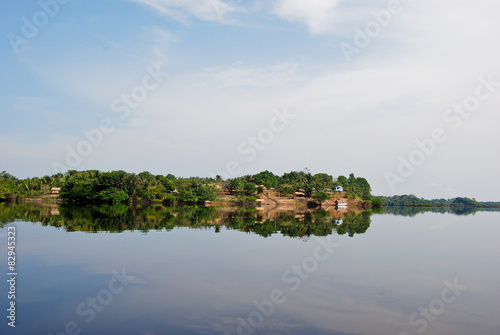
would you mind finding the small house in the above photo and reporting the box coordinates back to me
[334,186,344,192]
[51,187,61,195]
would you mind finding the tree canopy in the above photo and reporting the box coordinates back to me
[1,169,375,204]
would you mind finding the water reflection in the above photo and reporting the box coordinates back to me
[381,206,500,216]
[1,203,500,335]
[0,202,374,238]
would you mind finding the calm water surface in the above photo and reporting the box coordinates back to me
[1,204,499,335]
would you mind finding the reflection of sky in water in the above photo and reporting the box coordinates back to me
[1,212,499,335]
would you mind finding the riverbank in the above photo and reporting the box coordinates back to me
[8,190,371,212]
[9,194,63,203]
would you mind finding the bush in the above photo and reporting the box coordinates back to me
[98,190,130,203]
[239,196,257,202]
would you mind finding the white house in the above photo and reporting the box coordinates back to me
[334,186,344,192]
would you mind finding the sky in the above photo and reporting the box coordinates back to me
[0,0,499,200]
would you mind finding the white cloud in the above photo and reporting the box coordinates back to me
[272,0,341,34]
[202,61,300,87]
[129,0,239,23]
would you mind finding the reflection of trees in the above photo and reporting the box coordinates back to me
[5,203,497,238]
[0,202,54,226]
[0,203,375,239]
[380,206,492,216]
[335,211,372,237]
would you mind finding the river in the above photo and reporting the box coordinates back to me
[1,203,499,335]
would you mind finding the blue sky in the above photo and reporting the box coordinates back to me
[1,0,499,200]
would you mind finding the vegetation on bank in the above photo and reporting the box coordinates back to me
[2,170,496,209]
[1,169,374,205]
[0,171,65,200]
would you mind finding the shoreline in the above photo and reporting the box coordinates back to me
[5,191,371,210]
[3,195,496,209]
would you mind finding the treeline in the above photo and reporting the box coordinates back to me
[245,170,373,200]
[482,202,500,207]
[0,171,67,200]
[1,169,374,205]
[59,170,218,203]
[374,194,493,208]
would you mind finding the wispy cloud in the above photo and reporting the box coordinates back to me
[129,0,240,23]
[141,26,176,68]
[202,61,300,87]
[272,0,341,34]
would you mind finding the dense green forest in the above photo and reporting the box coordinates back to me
[1,169,374,204]
[374,194,497,208]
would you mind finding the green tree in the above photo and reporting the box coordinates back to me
[371,198,383,208]
[243,182,256,196]
[0,171,17,180]
[278,184,295,196]
[227,178,242,195]
[98,189,130,203]
[337,175,348,188]
[312,191,330,208]
[59,171,99,203]
[348,173,356,184]
[158,176,176,192]
[253,170,277,188]
[314,173,334,190]
[353,177,371,200]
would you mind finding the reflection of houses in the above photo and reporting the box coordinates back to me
[334,186,344,192]
[335,200,348,209]
[51,187,61,195]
